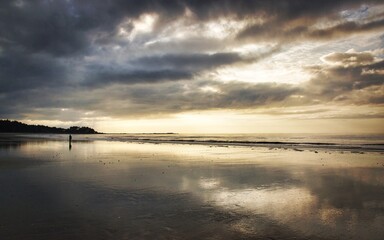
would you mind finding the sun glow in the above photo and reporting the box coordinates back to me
[118,13,158,41]
[214,63,311,84]
[94,110,384,134]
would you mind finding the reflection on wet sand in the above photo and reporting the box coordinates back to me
[0,139,383,239]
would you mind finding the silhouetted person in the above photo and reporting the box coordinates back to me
[69,134,72,150]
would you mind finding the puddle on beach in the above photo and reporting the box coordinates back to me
[0,139,383,239]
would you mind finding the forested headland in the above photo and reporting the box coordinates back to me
[0,120,100,134]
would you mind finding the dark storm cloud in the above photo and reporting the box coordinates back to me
[85,47,281,87]
[78,81,300,117]
[1,52,382,119]
[0,0,91,56]
[132,48,280,71]
[0,0,152,56]
[0,51,66,93]
[209,82,299,109]
[90,69,193,85]
[307,18,384,40]
[0,79,300,119]
[236,0,384,42]
[2,0,381,56]
[86,52,251,87]
[304,59,384,104]
[178,0,381,20]
[237,18,384,42]
[1,0,380,56]
[132,52,247,71]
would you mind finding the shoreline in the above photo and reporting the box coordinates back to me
[1,133,383,153]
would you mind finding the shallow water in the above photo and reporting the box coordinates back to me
[0,137,383,239]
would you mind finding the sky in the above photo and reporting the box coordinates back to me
[0,0,383,133]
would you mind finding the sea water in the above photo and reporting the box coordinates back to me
[0,134,383,239]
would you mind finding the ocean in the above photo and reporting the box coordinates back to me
[0,133,383,239]
[6,133,384,152]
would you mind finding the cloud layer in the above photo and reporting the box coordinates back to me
[0,0,383,126]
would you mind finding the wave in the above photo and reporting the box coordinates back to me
[105,135,384,152]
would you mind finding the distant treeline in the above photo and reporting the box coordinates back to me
[0,120,100,134]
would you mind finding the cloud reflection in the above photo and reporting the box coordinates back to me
[1,140,383,239]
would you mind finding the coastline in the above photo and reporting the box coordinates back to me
[2,132,383,153]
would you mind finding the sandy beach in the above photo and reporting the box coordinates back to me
[0,134,383,239]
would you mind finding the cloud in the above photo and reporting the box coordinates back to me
[0,1,91,56]
[0,79,300,119]
[183,0,382,21]
[131,52,248,71]
[78,81,300,117]
[0,0,383,124]
[0,51,67,93]
[236,1,384,42]
[83,52,250,87]
[89,69,193,86]
[307,18,384,40]
[83,46,281,87]
[320,50,376,66]
[2,0,381,57]
[304,51,384,104]
[131,48,280,70]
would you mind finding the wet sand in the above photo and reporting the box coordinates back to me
[0,136,383,239]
